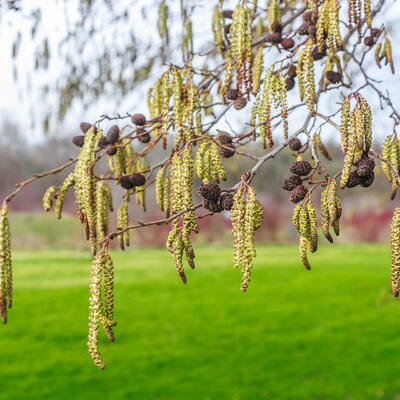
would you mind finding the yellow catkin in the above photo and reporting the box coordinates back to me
[297,40,315,113]
[42,186,57,211]
[381,135,393,183]
[340,111,357,189]
[231,187,246,270]
[391,208,400,297]
[384,38,395,74]
[117,196,129,250]
[307,200,318,253]
[299,236,311,270]
[360,97,372,152]
[340,98,351,154]
[0,204,12,323]
[364,0,372,27]
[158,1,169,42]
[101,254,116,342]
[212,5,223,54]
[321,186,333,242]
[353,108,364,165]
[73,126,102,254]
[88,253,106,369]
[252,47,263,95]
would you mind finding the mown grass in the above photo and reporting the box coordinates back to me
[1,244,400,400]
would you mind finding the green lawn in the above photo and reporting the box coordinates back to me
[1,244,400,400]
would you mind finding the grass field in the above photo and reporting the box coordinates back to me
[1,244,400,400]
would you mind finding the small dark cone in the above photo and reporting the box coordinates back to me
[80,122,92,133]
[233,97,247,110]
[297,23,309,35]
[282,175,302,191]
[289,138,302,151]
[222,9,233,19]
[129,173,146,187]
[107,147,117,156]
[220,193,234,210]
[217,131,233,144]
[271,21,282,33]
[357,157,375,177]
[203,199,223,213]
[224,24,231,35]
[119,175,134,190]
[364,36,375,46]
[226,88,240,100]
[131,113,146,126]
[107,125,120,144]
[271,32,282,43]
[371,28,381,37]
[307,24,316,35]
[281,38,294,49]
[287,63,297,78]
[360,170,375,187]
[312,45,326,60]
[219,144,236,158]
[346,170,361,188]
[289,161,312,176]
[98,136,109,148]
[137,129,151,143]
[289,185,307,203]
[285,78,295,91]
[72,135,85,147]
[302,11,313,23]
[326,70,342,84]
[197,183,221,202]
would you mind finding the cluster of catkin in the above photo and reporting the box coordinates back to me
[267,0,281,30]
[0,205,12,324]
[74,126,103,254]
[297,39,315,113]
[88,251,116,369]
[339,95,372,189]
[108,138,135,179]
[320,179,342,243]
[43,126,103,254]
[348,0,372,41]
[316,0,342,54]
[195,140,227,183]
[381,135,400,200]
[148,67,202,149]
[292,198,318,270]
[222,4,253,99]
[42,172,74,220]
[166,147,199,283]
[391,208,400,297]
[231,185,264,292]
[251,66,288,148]
[375,35,394,74]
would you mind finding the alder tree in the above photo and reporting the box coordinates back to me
[1,0,399,369]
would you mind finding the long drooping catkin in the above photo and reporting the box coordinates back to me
[0,205,12,323]
[231,185,264,291]
[88,251,117,369]
[88,253,106,369]
[391,208,400,297]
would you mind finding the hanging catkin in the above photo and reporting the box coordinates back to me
[0,205,12,323]
[231,185,264,291]
[391,208,400,297]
